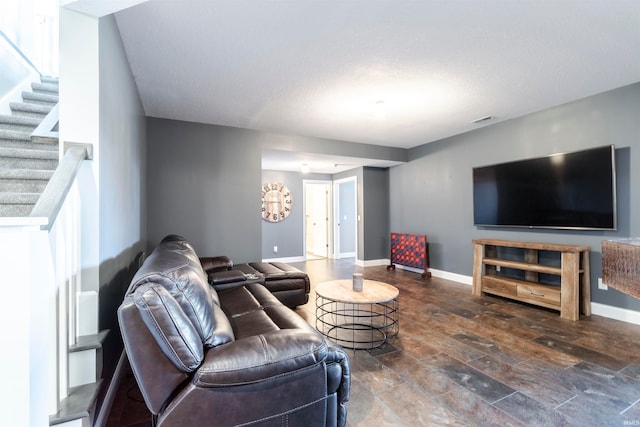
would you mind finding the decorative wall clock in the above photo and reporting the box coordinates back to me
[261,181,292,222]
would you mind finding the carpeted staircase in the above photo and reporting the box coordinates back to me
[0,75,59,216]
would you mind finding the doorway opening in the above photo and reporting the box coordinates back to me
[333,176,357,259]
[304,180,331,260]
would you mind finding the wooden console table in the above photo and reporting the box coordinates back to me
[472,239,591,321]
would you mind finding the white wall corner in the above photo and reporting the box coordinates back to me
[69,349,97,387]
[77,290,99,336]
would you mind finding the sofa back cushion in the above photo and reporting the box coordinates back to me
[135,284,204,372]
[128,237,233,348]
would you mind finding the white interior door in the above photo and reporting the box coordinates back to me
[304,181,330,258]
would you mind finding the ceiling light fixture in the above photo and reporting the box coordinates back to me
[471,115,494,124]
[300,164,310,174]
[372,100,386,118]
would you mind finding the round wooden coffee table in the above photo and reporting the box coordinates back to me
[315,279,399,350]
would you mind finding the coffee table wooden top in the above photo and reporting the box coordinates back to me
[316,279,399,304]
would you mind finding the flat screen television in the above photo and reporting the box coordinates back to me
[473,145,616,230]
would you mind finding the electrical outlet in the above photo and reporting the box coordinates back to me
[273,245,278,253]
[598,277,608,290]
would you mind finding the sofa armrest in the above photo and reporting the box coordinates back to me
[326,344,350,426]
[200,256,233,273]
[207,269,247,287]
[194,330,327,387]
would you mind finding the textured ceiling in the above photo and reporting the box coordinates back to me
[112,0,640,171]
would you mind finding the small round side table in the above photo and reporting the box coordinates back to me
[315,279,399,350]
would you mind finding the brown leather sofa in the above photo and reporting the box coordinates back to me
[118,235,350,427]
[204,259,311,308]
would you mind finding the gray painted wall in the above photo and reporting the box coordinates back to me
[99,15,146,264]
[363,167,390,260]
[146,119,398,262]
[146,119,262,263]
[96,13,147,416]
[390,83,640,311]
[334,167,389,261]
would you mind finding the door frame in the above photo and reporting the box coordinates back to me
[303,179,333,259]
[333,176,358,259]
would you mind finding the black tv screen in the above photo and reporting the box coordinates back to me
[473,145,616,230]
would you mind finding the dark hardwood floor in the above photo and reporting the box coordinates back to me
[107,258,640,426]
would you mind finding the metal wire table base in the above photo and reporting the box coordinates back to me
[315,296,399,350]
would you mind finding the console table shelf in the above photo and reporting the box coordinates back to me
[472,239,591,321]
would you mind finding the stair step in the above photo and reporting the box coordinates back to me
[0,146,58,160]
[0,115,40,132]
[0,157,57,170]
[22,91,59,106]
[0,139,58,151]
[0,168,54,180]
[31,82,59,94]
[0,178,49,193]
[0,192,40,204]
[9,102,51,119]
[0,204,33,216]
[49,380,102,426]
[0,129,30,141]
[40,75,59,85]
[0,147,58,170]
[0,169,52,193]
[70,330,110,353]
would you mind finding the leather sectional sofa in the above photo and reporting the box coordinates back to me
[203,258,311,308]
[118,235,350,426]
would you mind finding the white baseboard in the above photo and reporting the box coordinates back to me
[391,264,474,285]
[591,302,640,325]
[94,351,126,427]
[338,252,356,258]
[427,268,474,286]
[355,258,388,267]
[261,256,307,263]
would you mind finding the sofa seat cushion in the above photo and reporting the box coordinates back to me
[218,283,315,340]
[194,330,327,387]
[232,262,310,307]
[218,284,280,316]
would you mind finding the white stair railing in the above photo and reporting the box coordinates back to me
[0,143,91,425]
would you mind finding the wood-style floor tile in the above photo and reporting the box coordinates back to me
[567,361,640,401]
[533,335,629,370]
[468,355,576,407]
[377,382,464,426]
[494,391,577,426]
[345,379,409,427]
[425,352,516,403]
[436,386,525,427]
[620,363,640,381]
[555,393,630,426]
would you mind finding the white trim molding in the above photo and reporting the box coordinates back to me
[591,302,640,326]
[427,268,473,286]
[355,258,388,267]
[262,256,307,263]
